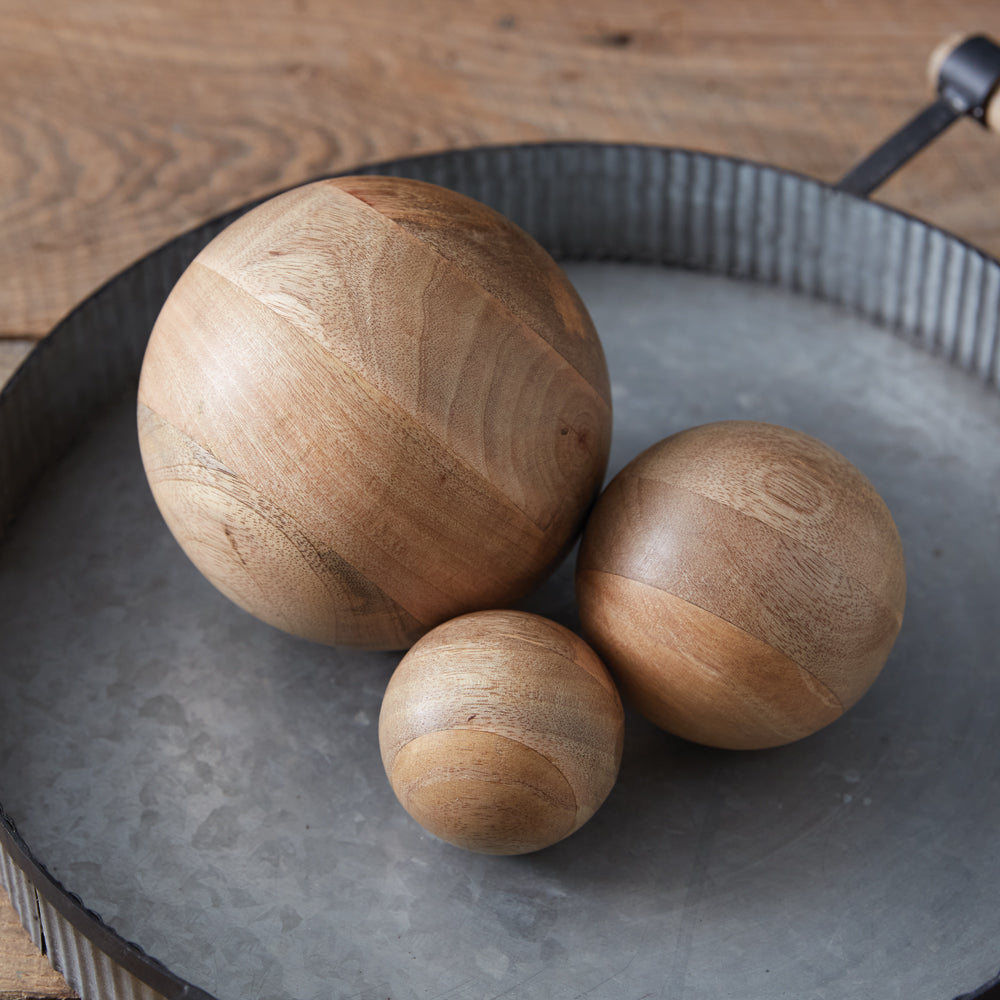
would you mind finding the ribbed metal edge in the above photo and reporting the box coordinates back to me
[1,141,998,1000]
[37,896,167,1000]
[0,807,214,1000]
[361,144,1000,380]
[1,851,170,1000]
[0,842,44,951]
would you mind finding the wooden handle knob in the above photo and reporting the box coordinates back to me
[927,33,969,90]
[928,33,1000,133]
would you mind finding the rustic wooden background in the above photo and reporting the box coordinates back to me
[2,1,999,995]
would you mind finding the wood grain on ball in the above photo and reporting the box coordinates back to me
[138,177,611,649]
[379,610,624,855]
[577,422,906,749]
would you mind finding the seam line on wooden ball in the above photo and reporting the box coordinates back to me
[620,473,906,628]
[386,725,582,819]
[399,638,625,721]
[391,729,581,851]
[320,181,613,411]
[582,567,847,713]
[192,260,574,556]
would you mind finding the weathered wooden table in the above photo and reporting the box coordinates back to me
[2,2,999,995]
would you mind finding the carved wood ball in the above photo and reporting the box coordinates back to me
[137,176,611,649]
[378,610,625,855]
[576,421,907,750]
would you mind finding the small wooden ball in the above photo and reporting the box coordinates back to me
[378,610,624,855]
[137,176,611,650]
[576,421,907,750]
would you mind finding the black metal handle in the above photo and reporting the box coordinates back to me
[835,34,1000,199]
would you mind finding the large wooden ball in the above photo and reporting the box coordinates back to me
[576,421,906,750]
[378,610,624,855]
[137,176,611,649]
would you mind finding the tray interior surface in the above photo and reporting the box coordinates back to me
[1,262,999,1000]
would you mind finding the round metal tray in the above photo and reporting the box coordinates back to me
[1,144,999,1000]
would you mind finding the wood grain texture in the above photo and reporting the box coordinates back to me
[1,0,997,992]
[138,176,611,649]
[378,610,624,854]
[576,421,906,750]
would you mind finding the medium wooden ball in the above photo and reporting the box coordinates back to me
[378,610,624,855]
[576,421,907,750]
[137,176,611,649]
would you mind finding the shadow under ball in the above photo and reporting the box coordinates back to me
[576,421,907,750]
[137,176,611,649]
[379,610,625,855]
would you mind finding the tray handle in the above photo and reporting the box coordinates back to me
[835,33,1000,198]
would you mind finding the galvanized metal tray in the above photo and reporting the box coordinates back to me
[1,143,999,1000]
